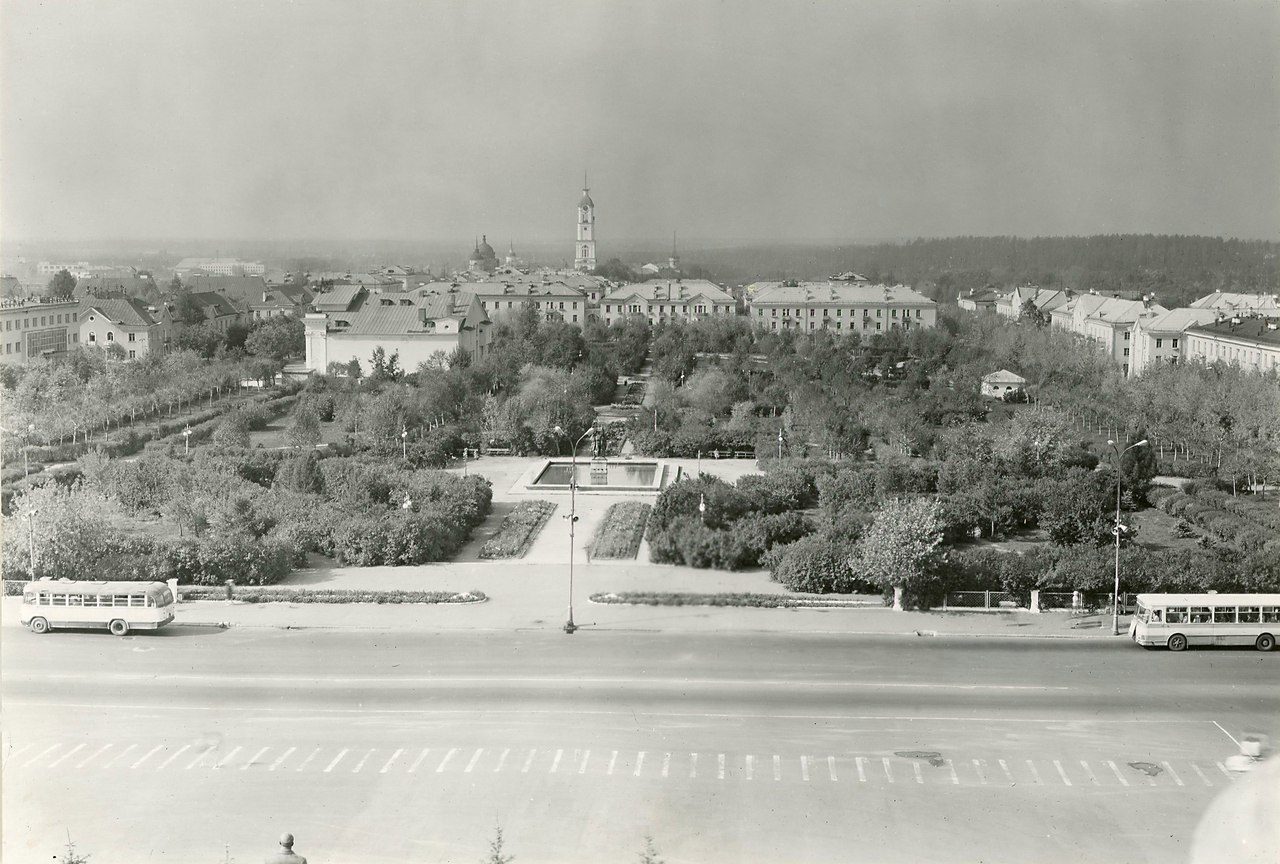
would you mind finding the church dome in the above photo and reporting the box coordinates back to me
[477,235,496,259]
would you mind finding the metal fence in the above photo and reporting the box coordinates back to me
[942,591,1019,610]
[940,590,1141,613]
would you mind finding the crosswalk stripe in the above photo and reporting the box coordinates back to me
[103,744,137,769]
[522,749,536,774]
[690,752,698,779]
[184,748,209,770]
[800,756,809,782]
[23,744,62,768]
[944,759,958,785]
[1052,760,1072,786]
[883,757,895,784]
[719,754,727,780]
[1162,762,1184,786]
[241,747,271,771]
[464,749,484,773]
[855,757,867,782]
[351,749,374,773]
[973,759,987,785]
[550,749,563,774]
[436,748,457,773]
[323,749,349,773]
[1216,761,1233,780]
[633,751,644,776]
[1189,763,1214,787]
[492,749,508,773]
[269,747,296,771]
[1026,759,1043,785]
[380,748,404,774]
[912,762,923,784]
[5,743,33,765]
[828,756,838,782]
[998,759,1014,784]
[296,748,321,772]
[1106,760,1128,786]
[409,748,431,773]
[157,744,190,771]
[213,746,242,770]
[606,751,616,776]
[773,754,781,781]
[577,750,590,775]
[745,755,753,780]
[132,744,165,769]
[79,743,112,769]
[48,743,86,768]
[662,753,671,778]
[1079,761,1100,786]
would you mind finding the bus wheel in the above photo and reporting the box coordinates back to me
[1168,633,1188,652]
[1257,634,1275,652]
[29,617,49,635]
[108,619,129,637]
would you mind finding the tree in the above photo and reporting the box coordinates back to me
[851,497,946,608]
[245,317,304,361]
[1118,430,1158,505]
[1,481,117,580]
[1019,298,1048,327]
[637,836,665,864]
[1036,468,1112,546]
[286,405,321,449]
[212,412,252,450]
[483,826,514,864]
[45,268,76,298]
[173,290,206,325]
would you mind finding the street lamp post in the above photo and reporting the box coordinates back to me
[1107,437,1148,636]
[554,424,596,635]
[183,425,192,455]
[777,428,784,460]
[401,426,408,461]
[699,493,706,524]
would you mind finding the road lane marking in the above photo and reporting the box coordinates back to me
[606,751,616,775]
[1106,761,1128,786]
[380,748,404,774]
[662,753,670,778]
[633,751,644,776]
[745,755,753,780]
[1216,762,1233,780]
[577,750,590,775]
[1079,761,1100,786]
[1212,721,1240,748]
[296,748,321,772]
[214,746,242,770]
[409,749,431,773]
[48,743,86,768]
[912,762,923,784]
[103,744,137,769]
[883,757,894,783]
[157,744,190,771]
[855,757,866,783]
[973,760,987,785]
[1162,762,1184,786]
[5,744,33,764]
[1190,763,1214,787]
[78,743,112,769]
[1052,760,1072,786]
[690,753,698,778]
[132,744,165,769]
[464,749,484,773]
[184,748,209,770]
[998,760,1014,784]
[773,754,781,781]
[944,759,958,785]
[493,749,508,773]
[522,749,537,773]
[22,744,61,768]
[550,749,563,774]
[269,747,296,771]
[828,756,838,782]
[351,749,374,773]
[800,756,809,782]
[1026,760,1042,785]
[241,747,271,771]
[436,748,458,773]
[323,749,349,773]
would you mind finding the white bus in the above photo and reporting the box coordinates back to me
[19,580,176,636]
[1129,593,1280,652]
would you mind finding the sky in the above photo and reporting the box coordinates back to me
[2,0,1278,244]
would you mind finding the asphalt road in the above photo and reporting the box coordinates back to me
[2,627,1276,864]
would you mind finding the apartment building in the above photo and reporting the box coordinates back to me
[1127,308,1218,377]
[1183,316,1280,374]
[601,279,735,326]
[746,281,936,334]
[0,296,81,364]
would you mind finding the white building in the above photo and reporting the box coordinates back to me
[574,184,596,272]
[174,258,266,277]
[981,369,1027,398]
[1184,316,1280,374]
[746,281,936,334]
[1127,308,1218,377]
[0,296,81,365]
[601,279,734,326]
[1188,292,1280,316]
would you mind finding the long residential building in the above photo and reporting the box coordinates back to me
[995,285,1071,319]
[0,296,81,364]
[1188,292,1280,316]
[1183,316,1280,374]
[746,281,936,334]
[412,279,590,325]
[1127,308,1219,377]
[601,279,735,326]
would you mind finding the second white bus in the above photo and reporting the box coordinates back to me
[20,580,176,636]
[1129,593,1280,652]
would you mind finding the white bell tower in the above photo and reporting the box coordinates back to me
[574,177,596,272]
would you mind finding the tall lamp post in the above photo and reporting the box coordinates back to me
[1107,437,1148,635]
[183,425,192,455]
[401,426,408,461]
[554,424,596,635]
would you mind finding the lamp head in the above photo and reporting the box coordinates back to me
[1135,439,1148,448]
[553,425,563,435]
[1106,439,1116,446]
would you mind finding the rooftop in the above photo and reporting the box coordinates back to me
[1135,308,1218,334]
[748,281,935,306]
[605,279,734,304]
[80,296,159,327]
[1189,292,1280,313]
[1186,316,1280,347]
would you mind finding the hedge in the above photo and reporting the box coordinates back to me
[589,591,880,608]
[479,500,556,559]
[589,502,651,560]
[179,587,486,604]
[648,511,813,570]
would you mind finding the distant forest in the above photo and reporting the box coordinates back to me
[688,235,1278,308]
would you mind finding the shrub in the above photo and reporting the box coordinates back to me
[275,450,326,494]
[589,502,651,560]
[765,534,871,593]
[479,500,556,559]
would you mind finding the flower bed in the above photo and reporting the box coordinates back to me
[588,502,651,560]
[179,586,487,604]
[479,500,556,559]
[589,591,882,608]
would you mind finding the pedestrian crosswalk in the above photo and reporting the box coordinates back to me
[0,739,1235,791]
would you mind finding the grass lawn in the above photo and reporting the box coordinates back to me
[589,501,652,560]
[479,500,557,559]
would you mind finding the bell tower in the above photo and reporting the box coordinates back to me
[574,176,596,272]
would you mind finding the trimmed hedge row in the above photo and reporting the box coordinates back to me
[1154,489,1277,553]
[479,500,556,559]
[179,587,486,604]
[648,511,813,570]
[589,591,879,608]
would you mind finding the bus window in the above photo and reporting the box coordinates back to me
[1166,607,1187,624]
[112,595,130,606]
[66,595,83,606]
[1213,607,1237,624]
[50,595,68,606]
[1189,607,1212,624]
[1150,609,1163,623]
[1239,607,1260,623]
[129,595,145,606]
[1262,607,1280,624]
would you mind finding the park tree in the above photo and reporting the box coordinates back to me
[211,411,252,450]
[1116,430,1158,505]
[245,316,304,361]
[1036,468,1113,546]
[1,481,117,580]
[286,405,322,449]
[44,268,76,298]
[851,497,946,608]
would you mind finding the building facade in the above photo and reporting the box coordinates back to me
[79,297,169,359]
[174,258,266,277]
[574,185,596,272]
[746,282,936,334]
[1127,308,1219,377]
[996,286,1071,320]
[0,297,81,365]
[981,369,1027,398]
[601,279,734,326]
[1183,317,1280,374]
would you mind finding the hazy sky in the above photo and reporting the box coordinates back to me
[3,1,1277,244]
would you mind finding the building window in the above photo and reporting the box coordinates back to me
[106,332,114,342]
[128,350,136,359]
[915,309,921,318]
[1123,331,1130,340]
[875,323,882,331]
[876,309,882,318]
[1156,338,1163,348]
[891,309,898,318]
[1123,348,1129,357]
[88,333,96,343]
[1172,339,1178,349]
[128,332,136,342]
